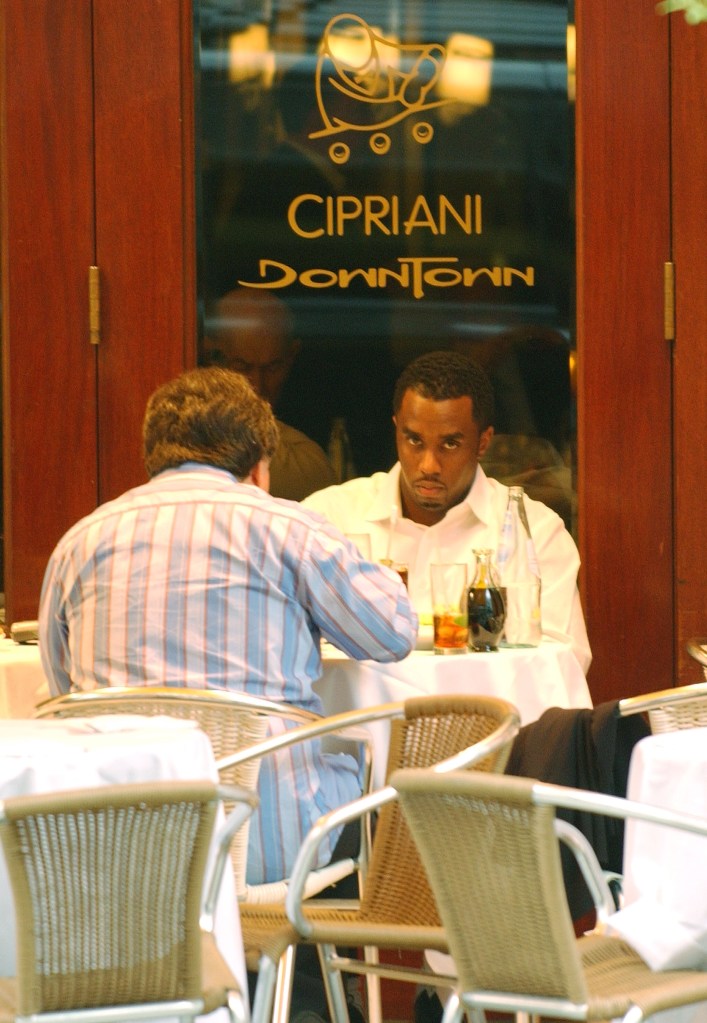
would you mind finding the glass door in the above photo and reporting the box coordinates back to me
[197,0,573,525]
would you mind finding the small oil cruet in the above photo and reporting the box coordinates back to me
[467,548,506,652]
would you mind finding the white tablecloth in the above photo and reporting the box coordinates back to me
[0,637,50,717]
[0,716,246,1001]
[0,633,592,990]
[605,728,707,1023]
[316,638,592,787]
[607,728,707,971]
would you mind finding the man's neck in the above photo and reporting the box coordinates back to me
[399,483,474,528]
[399,491,446,528]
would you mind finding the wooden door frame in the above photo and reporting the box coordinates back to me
[576,0,675,700]
[0,0,97,622]
[670,16,707,681]
[92,0,198,502]
[2,0,704,694]
[0,0,198,625]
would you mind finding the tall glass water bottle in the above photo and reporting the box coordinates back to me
[496,486,542,646]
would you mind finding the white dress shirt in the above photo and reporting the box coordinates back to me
[303,463,592,674]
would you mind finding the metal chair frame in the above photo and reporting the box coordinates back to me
[619,680,707,733]
[617,637,707,733]
[393,769,707,1023]
[34,687,381,901]
[34,686,411,1023]
[247,694,520,1023]
[0,779,258,1023]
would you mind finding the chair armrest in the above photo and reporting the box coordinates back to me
[242,857,356,904]
[285,783,398,935]
[201,785,259,931]
[215,702,406,906]
[554,818,616,926]
[284,710,520,936]
[687,638,707,671]
[618,681,707,718]
[532,781,707,840]
[215,701,405,773]
[428,711,520,773]
[533,781,707,933]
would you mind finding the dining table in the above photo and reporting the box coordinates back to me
[316,635,593,786]
[0,628,593,1011]
[0,635,49,717]
[0,631,592,784]
[0,714,248,1009]
[603,727,707,1023]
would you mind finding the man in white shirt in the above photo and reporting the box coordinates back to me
[303,350,591,674]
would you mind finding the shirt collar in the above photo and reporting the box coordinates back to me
[461,464,496,527]
[366,464,404,523]
[154,463,240,486]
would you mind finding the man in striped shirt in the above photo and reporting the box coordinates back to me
[38,367,417,884]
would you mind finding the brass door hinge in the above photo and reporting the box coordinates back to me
[664,261,675,342]
[88,265,101,345]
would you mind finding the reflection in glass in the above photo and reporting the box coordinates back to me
[195,0,577,531]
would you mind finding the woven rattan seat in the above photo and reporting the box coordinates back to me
[36,689,413,905]
[393,769,707,1023]
[617,638,707,733]
[245,693,520,1023]
[619,680,707,733]
[0,779,257,1023]
[34,686,328,897]
[687,637,707,677]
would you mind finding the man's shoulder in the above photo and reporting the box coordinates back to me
[276,420,325,452]
[271,421,336,501]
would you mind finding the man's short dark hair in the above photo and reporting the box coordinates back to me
[143,367,279,479]
[392,350,495,429]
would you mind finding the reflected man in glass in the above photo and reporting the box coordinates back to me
[202,287,336,501]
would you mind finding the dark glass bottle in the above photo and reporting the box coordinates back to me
[467,548,506,652]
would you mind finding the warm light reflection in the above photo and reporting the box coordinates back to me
[567,24,576,102]
[437,33,493,107]
[324,22,401,76]
[228,23,275,86]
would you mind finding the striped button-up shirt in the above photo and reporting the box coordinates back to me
[39,463,417,882]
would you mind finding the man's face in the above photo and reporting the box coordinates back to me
[203,331,293,407]
[203,291,297,408]
[394,389,493,526]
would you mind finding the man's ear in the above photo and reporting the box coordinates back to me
[478,426,494,458]
[249,458,271,493]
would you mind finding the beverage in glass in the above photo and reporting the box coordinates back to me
[467,549,506,652]
[430,563,468,655]
[432,611,469,651]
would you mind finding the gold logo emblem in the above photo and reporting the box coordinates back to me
[310,14,451,164]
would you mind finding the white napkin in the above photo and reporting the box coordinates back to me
[606,900,707,970]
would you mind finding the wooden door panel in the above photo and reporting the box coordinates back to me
[92,0,196,502]
[0,0,96,623]
[576,0,673,699]
[671,18,707,681]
